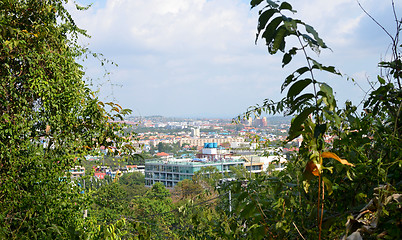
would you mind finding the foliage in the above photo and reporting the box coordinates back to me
[118,171,145,188]
[2,0,400,239]
[91,183,129,222]
[193,165,227,187]
[172,179,203,201]
[125,183,176,239]
[225,0,402,239]
[156,141,181,154]
[86,1,401,239]
[0,0,132,238]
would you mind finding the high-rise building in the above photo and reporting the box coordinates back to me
[253,117,267,127]
[240,117,252,126]
[191,127,200,138]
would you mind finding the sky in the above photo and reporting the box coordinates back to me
[68,0,401,118]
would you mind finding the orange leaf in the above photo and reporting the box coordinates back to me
[115,103,122,110]
[45,125,50,134]
[305,161,320,176]
[321,152,355,167]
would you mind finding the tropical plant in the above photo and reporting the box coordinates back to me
[223,0,402,239]
[0,0,132,238]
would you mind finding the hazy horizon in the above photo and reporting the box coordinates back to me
[70,0,399,118]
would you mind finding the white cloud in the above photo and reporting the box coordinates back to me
[68,0,397,117]
[73,0,254,52]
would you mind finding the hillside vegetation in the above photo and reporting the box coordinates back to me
[1,0,400,239]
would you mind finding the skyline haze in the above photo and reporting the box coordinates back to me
[70,0,400,118]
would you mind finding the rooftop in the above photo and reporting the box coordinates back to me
[146,158,244,166]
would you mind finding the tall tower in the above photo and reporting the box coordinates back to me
[262,117,267,127]
[191,127,200,138]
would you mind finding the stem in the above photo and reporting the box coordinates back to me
[296,33,320,124]
[394,101,402,137]
[317,152,324,240]
[357,0,393,40]
[317,174,321,238]
[358,0,401,88]
[319,179,325,240]
[293,222,306,240]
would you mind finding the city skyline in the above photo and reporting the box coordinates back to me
[70,0,399,118]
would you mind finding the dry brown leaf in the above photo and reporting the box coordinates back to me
[305,161,320,176]
[321,152,355,167]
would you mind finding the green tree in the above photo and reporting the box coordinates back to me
[193,165,225,187]
[157,142,165,153]
[91,182,129,222]
[127,183,175,239]
[172,179,203,200]
[119,171,145,188]
[0,0,131,238]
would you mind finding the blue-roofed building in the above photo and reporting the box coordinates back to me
[145,158,244,188]
[145,143,286,188]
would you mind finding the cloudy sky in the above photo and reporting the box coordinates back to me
[69,0,400,118]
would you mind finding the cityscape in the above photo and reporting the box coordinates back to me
[76,115,298,188]
[3,0,399,239]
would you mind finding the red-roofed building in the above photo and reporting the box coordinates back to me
[156,152,170,157]
[94,172,106,179]
[126,165,137,169]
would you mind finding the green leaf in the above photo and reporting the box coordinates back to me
[286,78,312,98]
[314,123,327,138]
[266,0,279,8]
[322,177,333,195]
[346,170,353,181]
[288,107,315,141]
[288,93,314,115]
[279,2,293,11]
[305,24,327,48]
[319,83,336,111]
[250,0,264,9]
[377,75,386,84]
[262,16,283,46]
[282,66,309,91]
[240,202,256,218]
[282,53,292,67]
[301,33,318,47]
[283,17,298,32]
[271,26,288,53]
[319,83,333,96]
[310,58,341,75]
[256,9,278,41]
[302,179,310,193]
[355,192,367,202]
[282,47,297,67]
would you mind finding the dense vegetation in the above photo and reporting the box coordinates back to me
[0,0,132,238]
[1,0,400,239]
[233,1,401,239]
